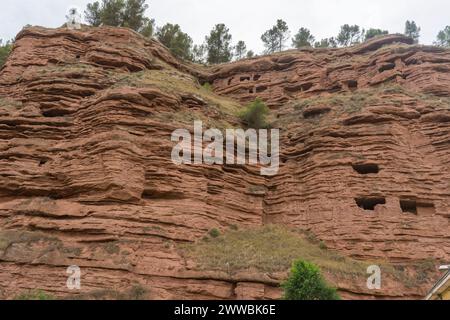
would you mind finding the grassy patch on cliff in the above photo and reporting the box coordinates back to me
[292,88,381,115]
[15,290,55,300]
[181,225,367,275]
[0,97,23,111]
[280,83,450,129]
[180,225,437,289]
[32,62,244,128]
[0,230,60,252]
[114,69,242,117]
[64,285,148,300]
[14,285,148,300]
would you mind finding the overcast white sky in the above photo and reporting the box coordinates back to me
[1,0,449,52]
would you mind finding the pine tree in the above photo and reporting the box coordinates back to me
[85,2,102,27]
[314,38,337,48]
[336,24,362,47]
[192,44,206,64]
[121,0,149,31]
[100,0,125,27]
[292,27,315,48]
[235,41,247,60]
[140,18,155,38]
[84,0,153,37]
[157,23,193,61]
[205,24,233,64]
[261,19,290,53]
[364,28,389,41]
[0,40,13,68]
[405,20,421,44]
[435,26,450,47]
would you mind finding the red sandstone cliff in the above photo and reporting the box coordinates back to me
[0,26,449,300]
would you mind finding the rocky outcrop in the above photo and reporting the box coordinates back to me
[0,26,449,300]
[209,34,450,106]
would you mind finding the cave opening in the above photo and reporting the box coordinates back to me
[355,197,386,211]
[256,86,267,93]
[240,76,251,82]
[400,199,436,215]
[303,108,330,119]
[253,74,261,81]
[42,109,71,117]
[300,83,313,91]
[347,80,358,89]
[400,200,418,215]
[352,164,380,174]
[378,63,395,72]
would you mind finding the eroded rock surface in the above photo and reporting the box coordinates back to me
[0,27,449,300]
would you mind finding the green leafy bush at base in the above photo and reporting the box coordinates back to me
[282,260,340,300]
[239,98,269,129]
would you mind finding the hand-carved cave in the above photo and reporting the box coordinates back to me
[355,197,386,211]
[400,199,436,215]
[352,164,380,174]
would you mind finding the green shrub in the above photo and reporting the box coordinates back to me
[208,228,220,238]
[282,260,340,300]
[319,241,328,250]
[129,285,147,300]
[202,82,212,91]
[239,98,269,129]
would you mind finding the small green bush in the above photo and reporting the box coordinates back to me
[202,82,213,91]
[208,228,220,238]
[319,241,328,250]
[239,98,269,129]
[129,285,147,300]
[282,260,340,300]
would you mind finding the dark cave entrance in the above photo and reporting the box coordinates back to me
[400,200,418,214]
[355,197,386,211]
[352,164,380,174]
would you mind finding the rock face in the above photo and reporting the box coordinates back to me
[0,27,449,300]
